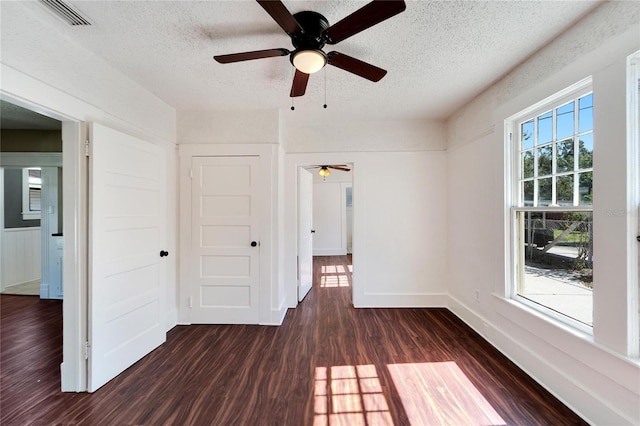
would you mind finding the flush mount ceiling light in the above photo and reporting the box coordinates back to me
[318,166,331,177]
[292,49,327,74]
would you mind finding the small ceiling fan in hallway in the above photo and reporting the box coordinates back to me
[213,0,407,97]
[306,164,351,179]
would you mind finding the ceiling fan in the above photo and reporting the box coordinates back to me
[306,164,351,179]
[213,0,407,97]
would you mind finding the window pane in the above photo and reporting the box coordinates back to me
[537,145,552,176]
[578,94,593,133]
[556,175,574,206]
[29,188,41,212]
[517,210,593,326]
[556,139,574,173]
[521,120,534,150]
[579,172,593,205]
[556,102,574,139]
[538,177,552,206]
[537,111,552,144]
[522,181,534,206]
[522,150,534,179]
[579,133,593,169]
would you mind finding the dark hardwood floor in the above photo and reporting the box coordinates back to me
[1,255,586,425]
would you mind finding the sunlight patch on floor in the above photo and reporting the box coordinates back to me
[313,365,393,425]
[387,362,506,426]
[320,265,351,288]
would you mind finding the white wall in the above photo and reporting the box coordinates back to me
[1,1,177,391]
[285,118,444,153]
[313,182,345,255]
[445,2,640,424]
[178,109,279,144]
[1,227,41,289]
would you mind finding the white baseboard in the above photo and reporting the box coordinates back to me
[313,249,346,256]
[261,306,289,326]
[354,293,448,308]
[447,295,636,426]
[60,361,85,392]
[39,282,49,298]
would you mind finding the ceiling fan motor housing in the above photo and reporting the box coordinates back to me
[290,11,329,51]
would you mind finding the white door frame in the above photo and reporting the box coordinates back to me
[0,92,87,391]
[178,143,278,325]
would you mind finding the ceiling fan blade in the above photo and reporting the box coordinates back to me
[290,69,310,97]
[327,52,387,82]
[327,166,351,172]
[325,0,406,44]
[214,48,290,64]
[256,0,303,36]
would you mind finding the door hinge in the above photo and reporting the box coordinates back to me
[83,341,90,360]
[84,139,90,157]
[189,296,193,309]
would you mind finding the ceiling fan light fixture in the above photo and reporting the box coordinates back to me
[318,166,331,177]
[292,49,326,74]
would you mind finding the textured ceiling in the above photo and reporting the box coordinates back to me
[3,1,602,126]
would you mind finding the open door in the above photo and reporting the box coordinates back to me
[298,167,313,301]
[88,123,166,392]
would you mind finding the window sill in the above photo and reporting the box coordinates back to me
[21,212,41,221]
[493,293,640,369]
[512,293,593,335]
[493,293,594,344]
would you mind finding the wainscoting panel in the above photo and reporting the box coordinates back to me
[1,227,41,290]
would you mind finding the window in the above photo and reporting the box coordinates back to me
[509,80,594,329]
[22,167,42,220]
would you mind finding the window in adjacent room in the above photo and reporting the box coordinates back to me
[509,79,593,329]
[22,167,42,220]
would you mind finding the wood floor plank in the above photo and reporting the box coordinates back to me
[1,256,587,425]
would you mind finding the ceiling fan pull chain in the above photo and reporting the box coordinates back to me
[323,67,328,109]
[291,96,295,111]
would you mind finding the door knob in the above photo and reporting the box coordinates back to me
[160,250,169,257]
[311,229,316,233]
[251,241,258,247]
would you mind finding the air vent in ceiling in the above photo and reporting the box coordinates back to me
[39,0,91,26]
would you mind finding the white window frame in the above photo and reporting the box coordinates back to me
[506,77,594,332]
[22,167,41,221]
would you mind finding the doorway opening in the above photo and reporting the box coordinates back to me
[0,100,63,299]
[0,96,85,392]
[297,163,354,303]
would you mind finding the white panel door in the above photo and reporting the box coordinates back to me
[298,168,313,301]
[190,156,260,324]
[88,123,166,392]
